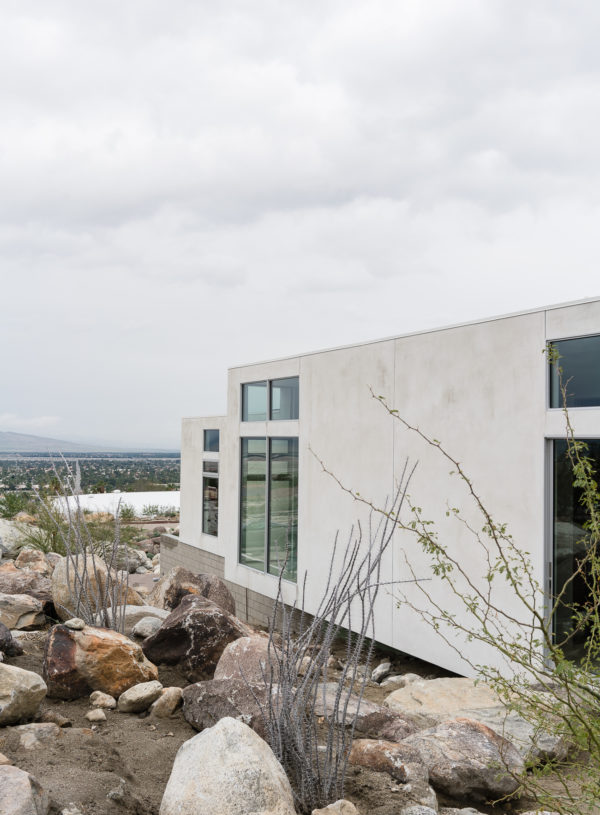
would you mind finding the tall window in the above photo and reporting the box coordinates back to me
[242,377,299,421]
[202,460,218,536]
[549,335,600,407]
[240,437,298,581]
[553,439,600,662]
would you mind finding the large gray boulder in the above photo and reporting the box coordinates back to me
[0,765,49,815]
[385,677,567,762]
[400,717,524,801]
[160,717,295,815]
[182,678,268,736]
[148,566,236,615]
[214,635,278,683]
[142,594,251,681]
[384,677,500,720]
[0,562,52,609]
[0,664,47,725]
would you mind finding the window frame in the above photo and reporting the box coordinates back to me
[201,458,219,537]
[203,429,220,453]
[241,376,299,422]
[547,333,600,410]
[238,434,298,582]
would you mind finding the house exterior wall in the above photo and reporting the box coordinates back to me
[171,298,600,676]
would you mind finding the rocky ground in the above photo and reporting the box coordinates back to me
[2,631,498,815]
[5,633,192,815]
[0,535,594,815]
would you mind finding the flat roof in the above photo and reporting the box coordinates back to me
[230,295,600,371]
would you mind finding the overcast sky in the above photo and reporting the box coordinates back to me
[1,1,600,448]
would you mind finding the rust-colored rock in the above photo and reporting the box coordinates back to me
[148,567,236,615]
[43,623,158,700]
[142,594,250,681]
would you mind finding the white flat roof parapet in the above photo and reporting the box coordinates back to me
[229,295,600,371]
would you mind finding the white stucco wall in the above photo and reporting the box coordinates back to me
[179,298,600,676]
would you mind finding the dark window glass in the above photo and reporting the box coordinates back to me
[204,429,220,452]
[270,377,299,421]
[268,438,298,581]
[202,476,218,536]
[242,382,267,421]
[240,438,266,569]
[549,336,600,407]
[553,439,600,662]
[203,460,218,474]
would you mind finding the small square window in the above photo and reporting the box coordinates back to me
[549,335,600,408]
[242,382,267,421]
[270,377,299,420]
[204,429,220,452]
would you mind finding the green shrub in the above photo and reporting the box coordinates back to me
[0,492,32,519]
[118,503,136,522]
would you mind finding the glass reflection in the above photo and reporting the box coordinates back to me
[268,438,298,581]
[550,336,600,408]
[240,438,266,569]
[553,439,600,662]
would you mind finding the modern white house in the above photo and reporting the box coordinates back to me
[164,297,600,676]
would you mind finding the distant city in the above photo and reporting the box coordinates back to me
[0,431,180,493]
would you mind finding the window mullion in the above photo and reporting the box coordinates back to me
[265,436,270,573]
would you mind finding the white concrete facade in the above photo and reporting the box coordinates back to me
[179,298,600,676]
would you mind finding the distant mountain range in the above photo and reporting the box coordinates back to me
[0,431,111,453]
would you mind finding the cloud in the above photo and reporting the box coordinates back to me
[0,1,599,446]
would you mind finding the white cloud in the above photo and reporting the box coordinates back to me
[0,0,599,446]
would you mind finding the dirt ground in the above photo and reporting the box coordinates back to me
[5,634,193,815]
[2,633,591,815]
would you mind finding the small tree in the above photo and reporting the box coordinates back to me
[325,377,600,814]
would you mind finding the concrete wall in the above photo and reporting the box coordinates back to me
[175,298,600,676]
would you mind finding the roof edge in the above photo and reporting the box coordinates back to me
[229,295,600,371]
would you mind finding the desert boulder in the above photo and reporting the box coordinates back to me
[160,717,295,815]
[43,623,158,699]
[142,594,250,681]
